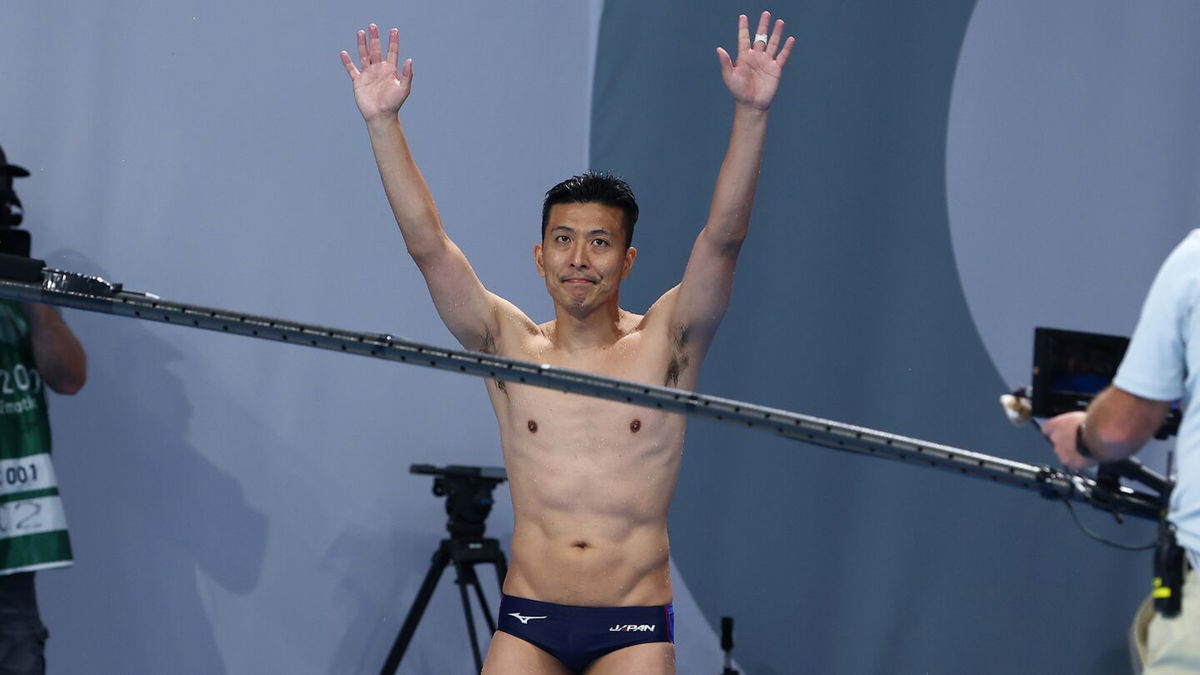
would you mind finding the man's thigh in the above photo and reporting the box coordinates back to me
[584,642,675,675]
[482,631,571,675]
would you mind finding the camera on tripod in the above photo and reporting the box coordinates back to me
[380,464,510,674]
[410,463,507,539]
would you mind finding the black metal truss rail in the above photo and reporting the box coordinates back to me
[0,277,1161,521]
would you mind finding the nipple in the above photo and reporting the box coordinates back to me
[630,419,641,433]
[528,420,538,433]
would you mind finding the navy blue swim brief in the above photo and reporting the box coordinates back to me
[496,594,674,673]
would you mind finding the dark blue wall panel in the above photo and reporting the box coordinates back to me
[592,1,1150,672]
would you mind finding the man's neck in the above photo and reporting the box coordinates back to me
[549,300,624,352]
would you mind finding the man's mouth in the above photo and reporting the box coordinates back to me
[562,277,596,285]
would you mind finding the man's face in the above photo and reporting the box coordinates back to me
[535,202,637,316]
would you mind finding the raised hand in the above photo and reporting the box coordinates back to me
[340,24,412,122]
[716,12,795,111]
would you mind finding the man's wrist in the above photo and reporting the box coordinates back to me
[733,101,771,117]
[364,113,402,133]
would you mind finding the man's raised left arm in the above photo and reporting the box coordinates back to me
[661,11,795,354]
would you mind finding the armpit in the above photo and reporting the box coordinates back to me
[480,329,507,393]
[664,324,691,387]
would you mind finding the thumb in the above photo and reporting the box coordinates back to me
[716,47,733,81]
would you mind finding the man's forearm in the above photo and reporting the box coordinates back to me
[704,104,770,247]
[26,304,86,395]
[1080,421,1138,463]
[1082,385,1169,462]
[365,116,446,262]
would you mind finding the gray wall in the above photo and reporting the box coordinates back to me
[593,0,1199,672]
[2,0,1198,672]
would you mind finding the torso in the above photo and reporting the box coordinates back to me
[485,309,693,607]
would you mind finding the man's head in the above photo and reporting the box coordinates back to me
[541,172,639,249]
[535,201,637,319]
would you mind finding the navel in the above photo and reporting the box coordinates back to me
[571,540,590,550]
[630,419,641,433]
[527,420,538,433]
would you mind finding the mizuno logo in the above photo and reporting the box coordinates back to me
[609,624,656,632]
[508,612,548,625]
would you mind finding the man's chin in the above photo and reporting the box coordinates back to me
[554,295,595,315]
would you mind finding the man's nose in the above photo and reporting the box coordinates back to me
[569,244,588,267]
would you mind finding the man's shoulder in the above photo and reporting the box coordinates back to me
[1166,229,1200,263]
[494,319,551,357]
[635,287,684,331]
[1155,231,1200,291]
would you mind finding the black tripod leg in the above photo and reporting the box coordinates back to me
[470,571,498,634]
[454,561,485,672]
[479,550,507,635]
[494,550,508,584]
[379,545,451,675]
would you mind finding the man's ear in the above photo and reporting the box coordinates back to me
[621,246,637,280]
[534,243,545,278]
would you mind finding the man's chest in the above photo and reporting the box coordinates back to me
[488,331,686,436]
[514,329,678,385]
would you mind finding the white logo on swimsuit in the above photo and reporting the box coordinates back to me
[508,612,548,624]
[609,624,656,632]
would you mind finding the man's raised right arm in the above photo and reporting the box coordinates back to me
[341,24,502,351]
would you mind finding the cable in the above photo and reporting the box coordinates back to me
[1061,490,1157,551]
[1029,414,1158,550]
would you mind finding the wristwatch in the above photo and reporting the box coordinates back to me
[1075,423,1094,459]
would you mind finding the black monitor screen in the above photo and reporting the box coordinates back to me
[1030,327,1129,418]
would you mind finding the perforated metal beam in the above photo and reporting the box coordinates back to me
[0,276,1160,520]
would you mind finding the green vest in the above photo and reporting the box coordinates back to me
[0,301,72,573]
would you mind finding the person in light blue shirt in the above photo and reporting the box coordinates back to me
[1044,229,1200,673]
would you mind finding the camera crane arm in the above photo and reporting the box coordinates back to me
[0,259,1162,522]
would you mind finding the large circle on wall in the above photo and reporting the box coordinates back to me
[946,0,1200,390]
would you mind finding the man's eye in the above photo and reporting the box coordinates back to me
[592,239,609,247]
[556,235,570,243]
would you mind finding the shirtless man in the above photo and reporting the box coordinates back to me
[341,12,793,674]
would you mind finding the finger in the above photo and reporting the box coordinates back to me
[716,47,733,82]
[737,14,749,56]
[402,57,414,83]
[357,29,369,67]
[387,28,399,67]
[339,51,360,80]
[754,11,771,50]
[767,19,783,55]
[775,36,796,69]
[369,23,383,65]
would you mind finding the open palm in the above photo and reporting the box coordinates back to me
[340,24,413,122]
[717,12,795,111]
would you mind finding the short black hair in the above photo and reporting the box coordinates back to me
[541,171,639,248]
